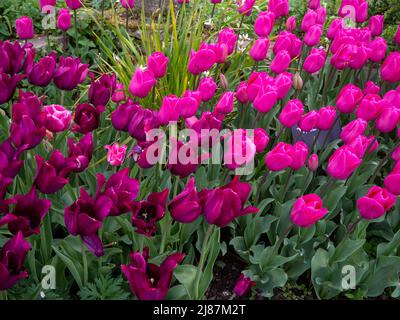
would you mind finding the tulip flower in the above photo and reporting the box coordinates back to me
[218,28,237,55]
[57,8,71,31]
[208,42,228,64]
[88,73,116,107]
[224,129,256,170]
[254,11,275,38]
[384,162,400,195]
[0,139,24,198]
[364,81,380,95]
[298,110,320,132]
[0,40,28,75]
[188,45,216,75]
[72,103,104,134]
[65,188,113,257]
[120,0,135,9]
[301,10,317,32]
[383,90,400,109]
[236,81,249,104]
[10,91,46,150]
[147,52,168,78]
[265,142,294,171]
[357,186,396,220]
[105,143,127,166]
[66,0,82,10]
[237,0,256,16]
[39,0,56,10]
[67,133,93,173]
[368,37,387,63]
[179,90,201,119]
[158,95,180,125]
[375,106,400,133]
[290,194,328,228]
[169,178,202,223]
[271,50,291,74]
[25,52,56,87]
[198,77,217,102]
[4,188,51,237]
[356,94,382,121]
[34,150,74,194]
[303,48,326,74]
[395,25,400,46]
[279,99,304,128]
[249,38,269,62]
[347,135,378,158]
[290,141,308,170]
[44,104,72,132]
[336,84,363,114]
[307,154,318,171]
[338,0,368,23]
[0,73,25,105]
[122,248,184,300]
[341,118,367,144]
[253,85,278,113]
[316,7,326,25]
[15,16,34,40]
[0,231,31,290]
[233,274,256,297]
[381,52,400,83]
[131,189,169,237]
[274,72,292,100]
[254,128,269,153]
[129,68,157,98]
[308,0,320,9]
[203,176,258,227]
[268,0,289,18]
[215,92,234,114]
[304,24,322,47]
[327,146,361,180]
[112,83,126,103]
[317,106,336,131]
[286,16,296,31]
[96,169,139,216]
[168,140,201,177]
[327,18,343,40]
[53,56,88,91]
[368,15,384,37]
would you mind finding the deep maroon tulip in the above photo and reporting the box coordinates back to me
[66,0,82,10]
[88,73,116,107]
[121,248,184,300]
[26,53,57,87]
[96,169,139,216]
[57,8,71,31]
[0,73,25,105]
[10,91,46,150]
[0,40,28,75]
[15,16,34,40]
[0,231,31,290]
[233,274,255,297]
[72,103,104,134]
[218,28,237,55]
[131,189,169,237]
[0,139,24,198]
[147,52,168,78]
[67,133,93,173]
[129,68,156,99]
[203,176,258,227]
[169,178,202,223]
[198,77,217,102]
[53,56,88,91]
[44,104,72,132]
[168,141,200,178]
[336,84,363,114]
[34,150,74,194]
[65,188,113,257]
[3,188,51,237]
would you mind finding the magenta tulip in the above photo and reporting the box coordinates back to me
[15,16,34,40]
[129,68,156,98]
[327,146,361,180]
[290,194,327,228]
[147,52,168,78]
[357,186,396,220]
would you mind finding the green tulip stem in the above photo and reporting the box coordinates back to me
[255,169,270,204]
[81,241,88,286]
[279,168,293,203]
[74,10,78,51]
[194,224,214,299]
[211,3,216,19]
[273,225,293,255]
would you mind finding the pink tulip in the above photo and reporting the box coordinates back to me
[395,25,400,46]
[301,10,317,32]
[336,84,363,114]
[304,24,322,47]
[236,81,249,104]
[347,135,378,158]
[197,77,217,102]
[188,45,216,75]
[356,94,382,121]
[317,106,336,131]
[129,68,156,99]
[224,130,256,170]
[308,0,320,10]
[249,38,270,62]
[147,52,168,78]
[158,95,180,125]
[384,161,400,195]
[253,85,278,113]
[327,146,361,180]
[286,16,296,32]
[120,0,135,9]
[316,7,326,25]
[66,0,82,10]
[381,52,400,83]
[265,142,293,171]
[368,37,387,63]
[43,105,72,132]
[375,106,400,133]
[218,28,237,55]
[15,17,34,40]
[303,48,326,74]
[270,50,291,74]
[112,83,126,103]
[357,186,396,220]
[254,128,269,153]
[368,15,384,37]
[275,72,293,100]
[298,110,320,132]
[338,0,368,23]
[364,81,380,95]
[290,194,328,228]
[57,9,71,31]
[215,92,234,114]
[279,99,304,128]
[341,118,367,144]
[179,90,201,119]
[254,11,275,38]
[327,18,343,40]
[290,141,308,170]
[237,0,256,16]
[307,154,319,171]
[268,0,289,18]
[105,143,128,166]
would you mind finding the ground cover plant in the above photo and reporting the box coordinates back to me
[0,0,400,300]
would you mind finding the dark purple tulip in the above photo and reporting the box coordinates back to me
[0,139,24,197]
[0,40,27,75]
[203,176,259,227]
[53,56,88,91]
[131,189,169,237]
[0,73,25,105]
[121,248,184,300]
[88,73,116,107]
[96,168,139,216]
[3,188,51,237]
[34,150,74,194]
[26,52,57,87]
[67,133,93,173]
[169,178,202,223]
[168,141,200,178]
[65,188,113,257]
[10,91,46,150]
[111,100,159,141]
[0,231,31,290]
[72,103,104,134]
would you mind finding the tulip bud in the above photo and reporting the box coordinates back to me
[286,16,296,32]
[236,81,249,104]
[254,128,269,153]
[112,83,126,103]
[249,38,270,62]
[147,52,168,79]
[215,91,234,114]
[233,274,255,297]
[270,50,291,74]
[307,154,318,171]
[364,81,380,95]
[368,15,384,37]
[57,8,71,31]
[220,73,228,90]
[293,72,303,90]
[15,16,34,40]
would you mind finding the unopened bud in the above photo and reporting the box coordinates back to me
[293,72,303,90]
[307,153,319,171]
[220,73,228,90]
